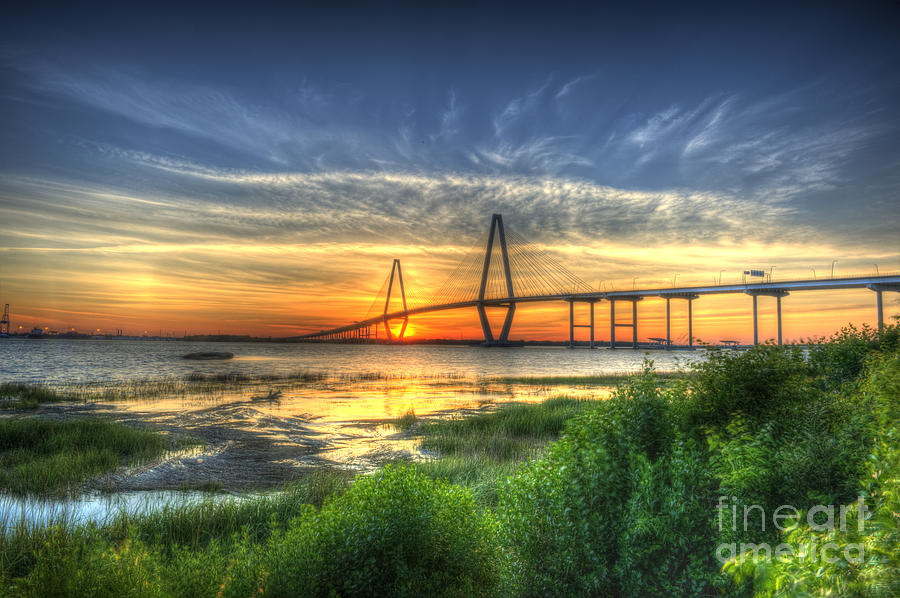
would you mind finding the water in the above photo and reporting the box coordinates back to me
[1,491,248,529]
[1,339,703,526]
[0,338,696,383]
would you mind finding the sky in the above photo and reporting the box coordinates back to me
[0,2,898,342]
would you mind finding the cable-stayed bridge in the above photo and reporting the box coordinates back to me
[299,214,900,347]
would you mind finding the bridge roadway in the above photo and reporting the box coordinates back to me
[299,273,900,347]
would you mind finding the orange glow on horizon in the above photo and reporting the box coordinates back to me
[2,239,897,342]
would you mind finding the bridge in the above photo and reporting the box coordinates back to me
[299,214,900,347]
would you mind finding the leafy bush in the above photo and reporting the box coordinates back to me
[682,344,812,432]
[257,464,501,598]
[724,353,900,597]
[807,323,900,392]
[499,370,722,597]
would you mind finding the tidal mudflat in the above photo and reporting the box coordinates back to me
[2,372,626,495]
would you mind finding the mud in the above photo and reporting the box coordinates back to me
[11,377,611,493]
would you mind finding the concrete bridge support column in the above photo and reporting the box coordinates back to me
[632,300,638,349]
[567,300,595,349]
[877,290,883,330]
[477,304,493,344]
[609,297,641,349]
[382,317,393,342]
[753,295,758,346]
[569,301,574,348]
[499,304,515,343]
[590,301,595,349]
[610,300,615,349]
[746,289,789,346]
[777,296,783,345]
[666,298,671,349]
[867,284,900,331]
[478,303,515,345]
[688,298,694,348]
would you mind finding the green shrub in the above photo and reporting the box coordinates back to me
[807,323,900,391]
[724,353,900,597]
[256,464,501,598]
[682,344,812,432]
[499,369,722,597]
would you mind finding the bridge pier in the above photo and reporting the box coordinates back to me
[867,284,900,330]
[610,300,615,348]
[476,214,517,346]
[477,303,515,345]
[609,297,641,349]
[777,295,782,345]
[661,293,698,349]
[876,289,882,330]
[567,299,597,348]
[666,298,670,348]
[633,300,637,349]
[746,289,789,345]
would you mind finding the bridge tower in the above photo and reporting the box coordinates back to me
[382,259,409,342]
[0,304,9,336]
[477,214,516,345]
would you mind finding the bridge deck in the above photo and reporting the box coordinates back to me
[300,273,900,338]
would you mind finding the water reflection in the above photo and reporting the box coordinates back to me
[0,491,253,529]
[1,341,702,522]
[0,339,696,384]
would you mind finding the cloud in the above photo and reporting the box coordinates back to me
[3,59,896,256]
[554,73,598,100]
[1,158,802,256]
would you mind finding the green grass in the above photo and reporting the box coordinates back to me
[411,456,520,507]
[393,408,418,431]
[106,468,354,550]
[0,468,355,588]
[489,371,687,386]
[1,326,897,597]
[0,371,331,407]
[0,383,67,410]
[416,396,598,461]
[0,418,181,496]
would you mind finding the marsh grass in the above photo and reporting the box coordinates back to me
[411,456,520,507]
[416,396,598,461]
[106,468,354,550]
[0,502,80,581]
[0,418,178,496]
[0,468,355,589]
[11,370,427,406]
[489,371,688,386]
[0,383,67,410]
[394,408,418,431]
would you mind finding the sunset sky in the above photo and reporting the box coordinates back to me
[1,3,898,342]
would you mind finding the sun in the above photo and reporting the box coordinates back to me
[386,321,416,339]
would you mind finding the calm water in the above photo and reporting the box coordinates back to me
[1,339,703,526]
[0,339,697,383]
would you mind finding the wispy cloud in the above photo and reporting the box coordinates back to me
[1,159,801,253]
[554,73,598,100]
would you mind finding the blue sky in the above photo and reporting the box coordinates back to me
[1,2,899,335]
